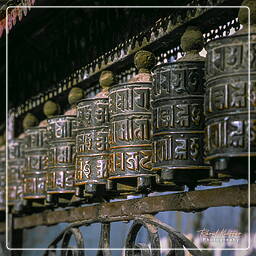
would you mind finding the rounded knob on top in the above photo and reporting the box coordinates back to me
[43,100,60,118]
[238,0,256,33]
[68,87,84,106]
[134,50,156,74]
[0,135,5,147]
[96,71,116,97]
[22,113,39,130]
[178,26,205,62]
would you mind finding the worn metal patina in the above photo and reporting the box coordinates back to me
[47,116,77,195]
[45,93,83,201]
[108,51,156,189]
[23,124,48,200]
[8,138,25,208]
[75,72,112,194]
[205,0,256,178]
[152,27,210,188]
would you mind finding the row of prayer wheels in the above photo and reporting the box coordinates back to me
[0,1,255,213]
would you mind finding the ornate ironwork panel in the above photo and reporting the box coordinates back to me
[47,116,77,195]
[23,127,48,200]
[109,82,154,179]
[152,61,210,186]
[205,31,256,176]
[75,98,109,188]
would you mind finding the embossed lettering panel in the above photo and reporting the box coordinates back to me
[109,83,152,116]
[75,155,109,184]
[47,143,76,168]
[111,117,151,146]
[153,99,204,133]
[26,127,48,149]
[8,138,25,160]
[76,129,109,154]
[110,148,153,176]
[8,162,24,182]
[205,79,256,117]
[152,62,205,101]
[25,152,48,171]
[47,116,77,142]
[206,37,256,81]
[23,174,46,198]
[152,133,205,169]
[47,168,75,192]
[77,99,109,130]
[205,115,256,160]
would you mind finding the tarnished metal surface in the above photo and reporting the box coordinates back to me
[8,138,25,206]
[75,98,109,186]
[47,116,77,194]
[109,82,154,179]
[205,32,256,175]
[8,184,254,231]
[43,215,205,255]
[23,127,48,200]
[0,146,5,211]
[152,61,209,184]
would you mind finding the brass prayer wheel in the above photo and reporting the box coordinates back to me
[75,72,112,195]
[205,0,256,178]
[108,51,156,190]
[0,135,5,213]
[152,27,210,188]
[46,115,77,196]
[8,138,25,209]
[23,113,48,201]
[45,94,81,202]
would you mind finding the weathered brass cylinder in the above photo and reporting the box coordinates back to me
[74,73,113,196]
[204,1,256,178]
[0,145,5,212]
[23,126,48,200]
[46,116,77,195]
[152,27,210,187]
[109,82,153,179]
[108,51,158,191]
[205,31,256,177]
[8,138,25,206]
[75,98,109,188]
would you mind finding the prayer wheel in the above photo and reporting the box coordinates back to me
[46,92,83,204]
[75,72,112,196]
[8,137,25,210]
[23,113,47,203]
[152,27,210,188]
[108,51,156,191]
[205,0,256,178]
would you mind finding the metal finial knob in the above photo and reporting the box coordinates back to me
[134,50,156,74]
[22,113,39,129]
[0,135,5,146]
[68,87,84,106]
[239,0,256,28]
[178,26,205,62]
[99,71,116,90]
[43,100,60,118]
[96,71,116,97]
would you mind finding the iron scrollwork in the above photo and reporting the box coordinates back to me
[43,215,203,256]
